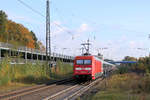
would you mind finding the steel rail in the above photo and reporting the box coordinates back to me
[64,78,103,100]
[43,85,79,100]
[43,78,103,100]
[0,78,73,100]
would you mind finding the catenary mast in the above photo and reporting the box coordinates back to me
[46,0,51,62]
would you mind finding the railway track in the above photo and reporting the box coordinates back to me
[0,70,113,100]
[43,78,103,100]
[0,77,104,100]
[0,78,73,100]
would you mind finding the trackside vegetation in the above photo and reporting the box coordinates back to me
[89,73,150,100]
[77,56,150,100]
[0,58,73,92]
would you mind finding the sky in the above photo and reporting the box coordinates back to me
[0,0,150,60]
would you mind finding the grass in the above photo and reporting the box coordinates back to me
[92,90,127,100]
[78,73,150,100]
[50,61,73,80]
[0,83,33,93]
[92,90,150,100]
[0,58,73,92]
[102,73,150,93]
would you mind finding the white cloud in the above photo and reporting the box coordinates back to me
[72,23,90,39]
[51,22,90,40]
[129,41,136,48]
[49,22,92,56]
[78,23,89,32]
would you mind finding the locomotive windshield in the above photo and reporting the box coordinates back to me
[84,60,92,65]
[76,60,84,65]
[76,59,92,65]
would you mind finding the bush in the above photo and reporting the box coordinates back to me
[0,58,12,85]
[0,58,73,86]
[50,60,73,79]
[99,73,150,93]
[116,66,129,74]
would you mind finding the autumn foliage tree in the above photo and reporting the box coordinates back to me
[0,10,42,49]
[0,10,7,41]
[119,56,150,74]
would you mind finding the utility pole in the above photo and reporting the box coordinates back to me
[46,0,51,64]
[149,34,150,57]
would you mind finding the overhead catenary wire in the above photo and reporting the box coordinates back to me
[55,7,148,38]
[52,5,74,35]
[53,22,73,35]
[17,0,45,17]
[16,0,74,38]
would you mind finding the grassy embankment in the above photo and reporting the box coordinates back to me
[91,73,150,100]
[0,57,73,92]
[78,69,150,100]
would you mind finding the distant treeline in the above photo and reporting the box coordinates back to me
[0,10,45,50]
[118,56,150,74]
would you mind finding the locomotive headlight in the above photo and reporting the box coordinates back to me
[75,67,82,70]
[85,68,91,70]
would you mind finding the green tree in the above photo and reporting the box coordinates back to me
[30,31,39,49]
[0,10,7,41]
[30,31,37,42]
[123,56,137,61]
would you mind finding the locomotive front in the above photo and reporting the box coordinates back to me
[73,56,93,80]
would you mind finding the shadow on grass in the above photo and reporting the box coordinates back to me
[14,72,73,85]
[50,72,73,80]
[14,75,51,85]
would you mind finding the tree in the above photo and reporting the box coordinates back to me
[37,41,45,51]
[123,56,137,61]
[0,10,43,49]
[30,31,40,49]
[30,31,37,42]
[0,10,7,41]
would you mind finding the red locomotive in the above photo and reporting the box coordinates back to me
[73,55,115,80]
